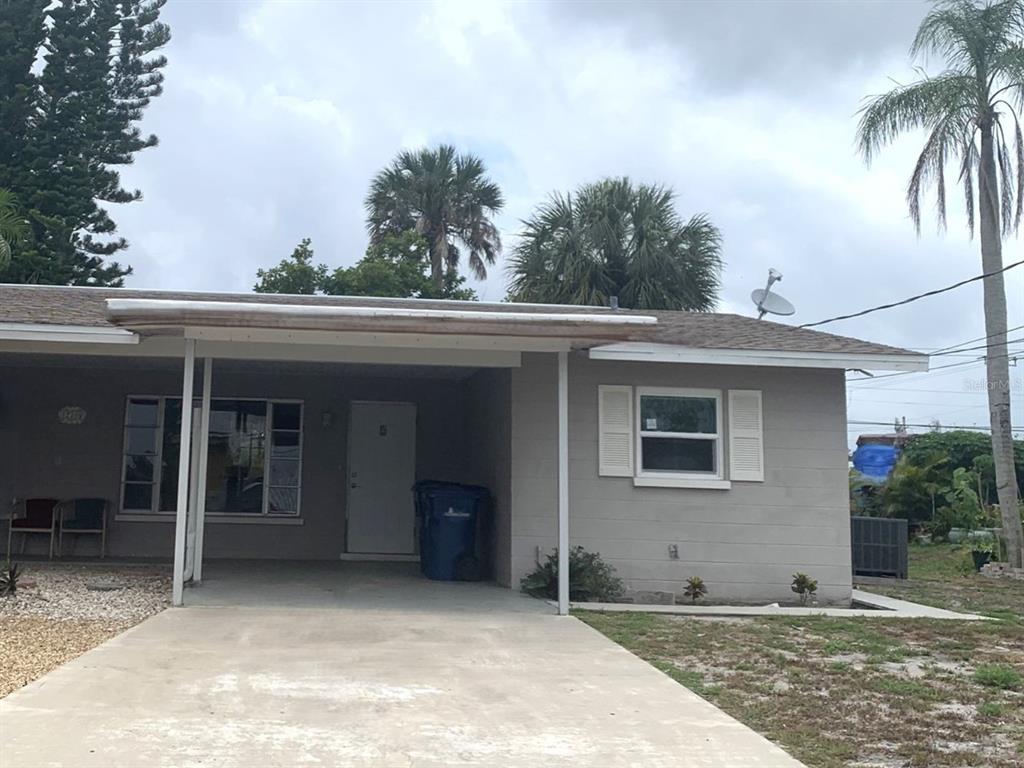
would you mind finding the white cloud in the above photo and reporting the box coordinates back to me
[107,0,1022,437]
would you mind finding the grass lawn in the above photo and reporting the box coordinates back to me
[578,546,1024,768]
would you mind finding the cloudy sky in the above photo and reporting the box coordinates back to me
[112,0,1023,443]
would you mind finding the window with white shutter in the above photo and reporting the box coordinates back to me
[598,385,633,476]
[728,389,764,482]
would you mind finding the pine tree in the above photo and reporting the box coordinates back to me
[0,0,170,286]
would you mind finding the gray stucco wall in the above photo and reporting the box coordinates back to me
[464,369,512,586]
[2,350,852,604]
[1,355,472,561]
[509,352,853,605]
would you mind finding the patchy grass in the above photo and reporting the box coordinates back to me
[579,546,1024,768]
[866,543,1024,624]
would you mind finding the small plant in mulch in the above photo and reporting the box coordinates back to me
[683,576,707,604]
[0,561,20,597]
[520,546,624,602]
[790,572,818,606]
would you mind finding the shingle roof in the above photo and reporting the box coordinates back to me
[0,283,920,357]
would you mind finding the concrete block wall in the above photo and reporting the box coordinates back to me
[509,352,853,605]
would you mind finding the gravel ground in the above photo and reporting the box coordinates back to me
[0,563,170,697]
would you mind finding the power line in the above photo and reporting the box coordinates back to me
[849,348,1022,385]
[929,323,1024,353]
[799,258,1024,329]
[847,419,997,431]
[928,337,1024,357]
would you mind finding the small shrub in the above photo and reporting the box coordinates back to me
[520,546,624,602]
[791,572,818,606]
[0,562,20,597]
[973,664,1022,691]
[682,576,707,604]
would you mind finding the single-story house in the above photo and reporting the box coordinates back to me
[0,284,928,611]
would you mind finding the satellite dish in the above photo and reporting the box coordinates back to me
[750,268,796,319]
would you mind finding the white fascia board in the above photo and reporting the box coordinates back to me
[183,326,568,352]
[0,322,139,345]
[588,342,929,372]
[106,298,658,326]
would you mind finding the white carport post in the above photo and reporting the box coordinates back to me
[557,350,569,616]
[172,339,196,607]
[192,357,213,584]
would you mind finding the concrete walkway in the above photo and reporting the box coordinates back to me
[1,567,804,767]
[571,588,989,620]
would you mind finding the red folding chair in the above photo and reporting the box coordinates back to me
[7,498,59,559]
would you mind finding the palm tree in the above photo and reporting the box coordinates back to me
[365,145,504,289]
[857,0,1024,567]
[0,188,28,271]
[507,177,722,310]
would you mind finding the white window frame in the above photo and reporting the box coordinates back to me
[634,387,725,485]
[119,395,303,519]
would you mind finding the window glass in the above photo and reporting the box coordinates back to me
[641,437,716,473]
[271,430,300,459]
[123,483,153,511]
[268,488,298,513]
[124,397,301,516]
[125,399,159,427]
[640,396,717,434]
[202,400,267,514]
[124,455,155,483]
[125,427,158,455]
[269,459,300,486]
[272,403,302,431]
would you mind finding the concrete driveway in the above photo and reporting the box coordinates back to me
[1,564,803,767]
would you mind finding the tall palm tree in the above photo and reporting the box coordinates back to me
[365,145,504,289]
[857,0,1024,567]
[507,177,722,311]
[0,188,28,271]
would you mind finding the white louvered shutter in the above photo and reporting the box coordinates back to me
[598,385,633,477]
[728,390,764,482]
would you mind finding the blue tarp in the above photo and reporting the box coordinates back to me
[852,444,899,481]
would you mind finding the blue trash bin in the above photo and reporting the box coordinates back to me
[414,481,488,581]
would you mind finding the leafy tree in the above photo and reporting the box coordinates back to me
[325,232,476,300]
[253,233,477,300]
[507,177,723,310]
[900,430,1024,501]
[0,189,27,269]
[856,0,1024,567]
[0,0,170,286]
[254,239,327,295]
[365,144,504,289]
[880,453,949,523]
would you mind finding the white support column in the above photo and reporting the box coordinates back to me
[557,350,569,616]
[192,357,213,584]
[172,339,196,607]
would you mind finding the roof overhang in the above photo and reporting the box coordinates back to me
[0,322,139,345]
[588,342,930,372]
[105,298,657,341]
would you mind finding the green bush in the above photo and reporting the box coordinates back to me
[790,572,818,606]
[520,546,625,602]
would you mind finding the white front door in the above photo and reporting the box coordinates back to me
[346,401,417,554]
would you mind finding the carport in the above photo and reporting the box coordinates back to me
[0,295,655,613]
